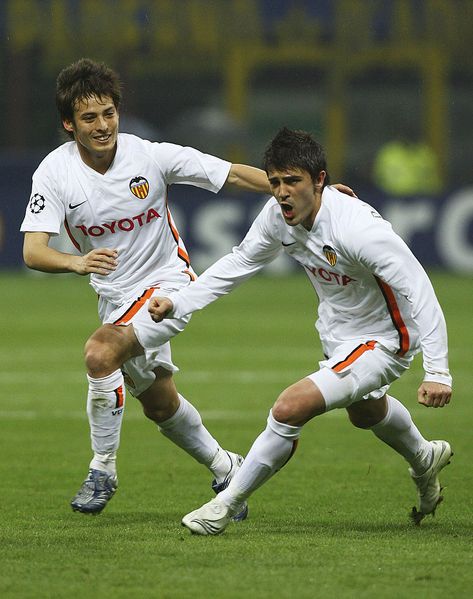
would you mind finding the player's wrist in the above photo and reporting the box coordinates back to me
[423,372,452,388]
[68,254,84,275]
[164,293,178,317]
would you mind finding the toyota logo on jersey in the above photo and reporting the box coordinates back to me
[129,176,149,199]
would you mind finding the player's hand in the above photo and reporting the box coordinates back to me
[149,297,174,322]
[72,248,118,275]
[417,381,452,408]
[333,183,358,198]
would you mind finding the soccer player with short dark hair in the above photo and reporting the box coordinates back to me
[20,58,284,517]
[149,128,453,535]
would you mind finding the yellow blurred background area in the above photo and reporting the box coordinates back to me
[2,0,472,184]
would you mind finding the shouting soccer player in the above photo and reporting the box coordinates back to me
[149,128,453,534]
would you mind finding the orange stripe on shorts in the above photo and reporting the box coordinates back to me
[332,340,377,373]
[113,287,157,325]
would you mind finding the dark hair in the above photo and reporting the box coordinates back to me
[56,58,122,138]
[263,127,330,186]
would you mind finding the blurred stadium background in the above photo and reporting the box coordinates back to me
[1,0,473,273]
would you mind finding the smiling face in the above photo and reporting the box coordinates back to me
[268,167,326,230]
[63,94,119,172]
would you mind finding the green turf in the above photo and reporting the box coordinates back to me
[0,271,471,598]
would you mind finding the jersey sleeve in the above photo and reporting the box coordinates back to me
[168,200,282,318]
[348,208,451,387]
[20,160,65,235]
[152,142,231,192]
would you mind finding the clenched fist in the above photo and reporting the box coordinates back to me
[148,296,174,322]
[417,381,452,408]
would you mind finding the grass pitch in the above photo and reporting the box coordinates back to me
[0,271,472,598]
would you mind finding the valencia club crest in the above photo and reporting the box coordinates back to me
[323,244,337,267]
[129,176,150,199]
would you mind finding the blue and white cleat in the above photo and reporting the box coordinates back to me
[211,451,248,522]
[71,469,118,514]
[409,440,453,525]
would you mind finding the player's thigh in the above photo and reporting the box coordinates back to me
[308,340,412,411]
[102,289,190,396]
[121,338,179,397]
[273,377,326,426]
[102,288,190,351]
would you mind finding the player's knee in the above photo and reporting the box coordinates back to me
[85,325,137,376]
[272,389,300,426]
[84,336,121,376]
[272,402,291,425]
[273,380,325,426]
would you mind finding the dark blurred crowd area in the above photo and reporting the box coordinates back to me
[1,0,472,193]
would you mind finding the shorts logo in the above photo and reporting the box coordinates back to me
[323,244,337,266]
[29,194,46,214]
[129,176,149,199]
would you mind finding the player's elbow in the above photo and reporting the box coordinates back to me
[225,165,239,187]
[23,244,43,271]
[23,234,47,271]
[23,247,37,270]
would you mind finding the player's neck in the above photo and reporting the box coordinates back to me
[77,143,117,175]
[302,193,322,231]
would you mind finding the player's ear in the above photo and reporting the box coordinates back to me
[62,119,74,134]
[314,170,326,191]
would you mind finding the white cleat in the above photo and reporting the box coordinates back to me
[409,440,453,525]
[182,497,233,536]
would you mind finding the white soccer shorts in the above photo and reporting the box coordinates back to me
[307,339,414,411]
[99,287,190,396]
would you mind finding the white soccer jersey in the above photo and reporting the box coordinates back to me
[21,133,231,305]
[168,186,451,386]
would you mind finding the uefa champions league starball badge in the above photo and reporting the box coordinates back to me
[29,194,46,214]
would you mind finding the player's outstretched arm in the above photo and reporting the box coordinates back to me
[225,164,271,193]
[225,165,357,198]
[23,231,118,276]
[417,381,452,408]
[149,297,174,323]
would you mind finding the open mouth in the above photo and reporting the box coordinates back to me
[94,134,112,143]
[280,202,295,219]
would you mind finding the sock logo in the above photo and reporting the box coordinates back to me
[112,385,125,416]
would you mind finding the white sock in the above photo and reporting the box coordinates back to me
[219,410,301,512]
[87,369,125,476]
[89,452,117,477]
[370,395,432,474]
[158,394,223,476]
[209,448,233,483]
